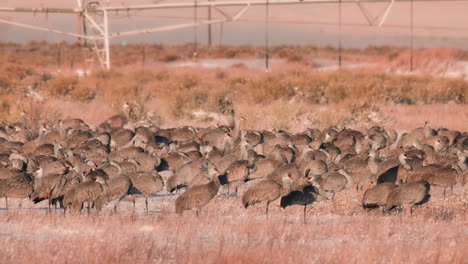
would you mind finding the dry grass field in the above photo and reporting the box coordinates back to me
[0,186,466,264]
[0,42,467,263]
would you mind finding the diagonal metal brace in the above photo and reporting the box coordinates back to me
[355,0,394,27]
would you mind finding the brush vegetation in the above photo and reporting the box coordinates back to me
[0,42,467,129]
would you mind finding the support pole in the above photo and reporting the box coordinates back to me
[410,0,414,72]
[76,0,83,45]
[194,0,198,58]
[77,13,82,45]
[103,9,111,70]
[338,0,342,69]
[265,0,269,71]
[208,0,212,46]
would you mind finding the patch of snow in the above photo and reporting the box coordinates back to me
[139,225,154,232]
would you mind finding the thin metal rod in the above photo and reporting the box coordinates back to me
[0,17,93,40]
[2,0,468,14]
[410,0,414,72]
[108,18,227,38]
[208,0,212,46]
[338,0,342,69]
[194,0,198,58]
[103,9,111,70]
[77,12,82,44]
[265,0,269,71]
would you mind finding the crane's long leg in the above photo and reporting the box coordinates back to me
[145,197,149,213]
[303,205,307,224]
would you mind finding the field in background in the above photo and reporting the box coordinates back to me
[0,42,467,263]
[0,42,467,132]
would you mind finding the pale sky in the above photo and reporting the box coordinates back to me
[1,0,468,48]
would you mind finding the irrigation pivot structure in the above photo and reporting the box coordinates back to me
[0,0,465,70]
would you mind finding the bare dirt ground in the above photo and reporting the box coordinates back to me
[0,184,466,263]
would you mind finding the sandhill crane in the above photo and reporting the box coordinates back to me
[87,168,110,181]
[62,118,87,130]
[65,129,93,149]
[0,167,24,180]
[456,151,467,171]
[49,170,82,209]
[169,126,196,142]
[422,165,458,198]
[99,102,131,130]
[166,158,206,193]
[248,157,282,181]
[267,163,300,185]
[261,130,291,155]
[198,128,233,151]
[36,158,71,178]
[280,180,325,223]
[0,172,33,209]
[159,149,191,171]
[291,131,313,153]
[221,159,250,195]
[128,171,164,213]
[94,174,132,213]
[273,144,296,164]
[362,183,398,211]
[63,175,108,214]
[241,129,263,148]
[242,172,294,218]
[421,136,449,153]
[310,169,353,200]
[109,128,135,149]
[384,180,430,215]
[398,153,423,171]
[30,167,67,209]
[108,146,145,162]
[100,161,122,178]
[175,140,200,153]
[188,163,220,189]
[79,145,108,166]
[117,159,139,174]
[175,165,221,217]
[90,132,111,147]
[299,159,328,179]
[213,137,250,174]
[32,143,57,156]
[368,150,400,183]
[436,128,460,147]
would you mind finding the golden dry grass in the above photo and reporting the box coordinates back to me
[1,44,468,132]
[0,185,466,264]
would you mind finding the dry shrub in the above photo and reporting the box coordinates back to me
[43,76,77,96]
[1,63,34,81]
[69,84,96,102]
[0,94,61,128]
[169,86,231,120]
[274,47,303,62]
[0,75,11,92]
[248,74,293,104]
[213,45,256,58]
[162,54,180,62]
[92,69,124,80]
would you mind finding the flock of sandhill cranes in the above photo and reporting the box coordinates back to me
[0,107,466,221]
